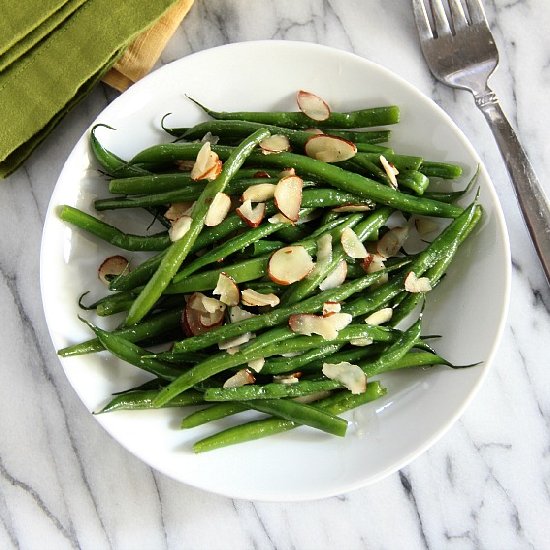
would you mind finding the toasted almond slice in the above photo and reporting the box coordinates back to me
[168,215,193,242]
[322,362,367,394]
[319,259,347,291]
[199,309,226,327]
[200,131,219,145]
[380,155,399,189]
[229,305,256,323]
[198,295,226,314]
[414,217,439,236]
[274,175,303,222]
[278,168,296,178]
[191,142,213,180]
[323,301,341,317]
[268,212,293,224]
[165,202,194,223]
[213,273,240,306]
[218,332,255,351]
[376,226,409,258]
[303,128,324,135]
[304,134,357,163]
[293,390,332,404]
[205,192,231,227]
[268,245,315,285]
[365,307,393,326]
[260,134,291,154]
[248,358,265,373]
[297,90,331,121]
[362,253,385,273]
[223,369,256,389]
[404,271,432,293]
[253,170,272,178]
[236,200,266,227]
[242,183,276,202]
[98,255,129,285]
[183,293,225,336]
[341,227,368,259]
[309,234,332,280]
[241,288,280,308]
[350,337,373,347]
[273,373,302,385]
[332,204,373,213]
[288,312,352,340]
[202,158,223,180]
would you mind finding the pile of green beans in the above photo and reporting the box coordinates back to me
[58,97,481,453]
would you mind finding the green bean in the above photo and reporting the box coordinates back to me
[126,128,270,326]
[355,143,394,154]
[423,165,479,204]
[244,281,283,294]
[397,170,430,195]
[98,389,204,413]
[356,152,423,172]
[260,343,343,375]
[58,307,183,357]
[181,402,248,428]
[248,240,286,257]
[193,382,386,453]
[420,161,463,179]
[109,250,167,292]
[188,97,400,129]
[59,205,171,251]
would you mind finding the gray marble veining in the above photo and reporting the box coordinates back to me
[1,1,549,548]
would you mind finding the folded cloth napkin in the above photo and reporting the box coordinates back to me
[0,0,193,179]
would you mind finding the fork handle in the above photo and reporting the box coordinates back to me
[475,89,550,284]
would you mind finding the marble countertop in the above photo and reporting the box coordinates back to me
[1,1,550,548]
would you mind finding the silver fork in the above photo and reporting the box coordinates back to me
[412,0,550,284]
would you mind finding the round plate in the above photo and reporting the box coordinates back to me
[40,41,510,501]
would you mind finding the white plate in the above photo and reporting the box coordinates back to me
[40,41,510,501]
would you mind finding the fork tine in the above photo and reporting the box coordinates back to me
[465,0,488,25]
[430,0,452,36]
[412,0,434,40]
[449,0,469,31]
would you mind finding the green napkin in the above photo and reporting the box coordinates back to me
[0,0,179,178]
[0,0,89,73]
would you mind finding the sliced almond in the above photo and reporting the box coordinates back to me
[404,271,432,293]
[303,128,324,135]
[323,301,341,317]
[376,226,409,258]
[229,306,256,323]
[267,245,315,285]
[274,175,303,222]
[268,212,294,225]
[322,362,367,394]
[242,183,276,202]
[204,192,231,227]
[278,168,296,178]
[332,204,373,213]
[241,288,280,308]
[191,142,222,181]
[200,131,220,145]
[273,373,302,385]
[248,358,265,373]
[364,307,393,326]
[350,337,373,347]
[218,332,255,351]
[297,90,331,121]
[236,200,266,227]
[288,312,352,340]
[414,217,439,236]
[260,134,291,154]
[308,234,332,280]
[341,227,368,259]
[293,390,332,404]
[98,255,129,285]
[253,170,272,179]
[304,134,357,163]
[380,155,399,189]
[362,253,385,274]
[183,293,225,336]
[213,272,240,306]
[165,202,194,223]
[319,259,347,291]
[198,294,225,314]
[168,215,193,242]
[223,369,256,389]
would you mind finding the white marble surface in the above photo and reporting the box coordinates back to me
[1,0,550,548]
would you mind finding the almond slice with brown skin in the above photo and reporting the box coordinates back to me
[341,227,368,259]
[332,204,373,213]
[213,272,240,306]
[236,200,266,227]
[274,175,303,222]
[297,90,331,121]
[98,255,129,285]
[165,202,194,223]
[259,134,291,154]
[304,134,357,163]
[322,362,367,394]
[241,288,280,308]
[376,226,409,258]
[380,155,399,189]
[223,369,256,389]
[362,253,385,274]
[168,215,193,242]
[322,301,341,317]
[404,271,432,293]
[267,245,315,285]
[183,293,225,336]
[191,142,213,180]
[364,307,393,326]
[319,259,347,291]
[242,183,276,202]
[278,168,296,178]
[273,373,302,385]
[204,192,231,227]
[288,312,352,340]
